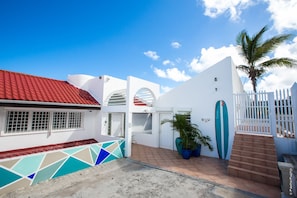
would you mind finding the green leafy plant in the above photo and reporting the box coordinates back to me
[161,114,213,151]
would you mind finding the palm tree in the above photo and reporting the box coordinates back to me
[236,25,296,93]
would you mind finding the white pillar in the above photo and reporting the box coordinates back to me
[124,112,132,157]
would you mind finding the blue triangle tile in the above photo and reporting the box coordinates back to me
[95,149,110,165]
[28,173,35,179]
[120,141,125,155]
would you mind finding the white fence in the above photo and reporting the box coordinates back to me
[234,91,272,135]
[275,89,295,138]
[234,84,296,139]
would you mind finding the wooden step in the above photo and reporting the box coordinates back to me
[228,133,280,186]
[230,153,278,167]
[232,144,276,155]
[232,138,275,148]
[228,165,280,186]
[229,159,279,175]
[231,148,277,161]
[234,133,274,143]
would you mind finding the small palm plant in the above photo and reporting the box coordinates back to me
[161,114,213,151]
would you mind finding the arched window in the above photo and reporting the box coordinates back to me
[107,89,126,106]
[134,88,155,107]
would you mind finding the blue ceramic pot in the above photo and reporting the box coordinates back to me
[181,149,192,159]
[192,144,202,157]
[175,137,182,155]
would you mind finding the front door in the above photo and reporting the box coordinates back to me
[159,113,174,150]
[109,113,125,137]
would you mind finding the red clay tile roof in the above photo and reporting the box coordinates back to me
[0,70,100,106]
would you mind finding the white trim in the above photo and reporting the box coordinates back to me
[0,99,100,108]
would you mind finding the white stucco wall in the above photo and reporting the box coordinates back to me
[125,76,160,156]
[0,108,100,152]
[155,57,244,159]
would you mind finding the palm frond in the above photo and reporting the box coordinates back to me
[260,58,297,68]
[256,34,293,60]
[236,65,250,74]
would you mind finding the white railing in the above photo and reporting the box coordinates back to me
[234,91,271,135]
[275,89,295,138]
[234,87,296,138]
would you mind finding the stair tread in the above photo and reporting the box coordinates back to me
[230,153,278,164]
[229,159,278,170]
[231,148,277,156]
[229,133,279,186]
[228,165,280,179]
[233,145,275,152]
[233,141,276,147]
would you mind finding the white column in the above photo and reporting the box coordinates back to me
[124,112,132,157]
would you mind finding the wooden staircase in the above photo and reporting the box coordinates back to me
[228,133,280,186]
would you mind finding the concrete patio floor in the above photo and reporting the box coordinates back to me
[130,143,280,198]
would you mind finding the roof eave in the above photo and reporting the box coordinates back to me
[0,99,101,110]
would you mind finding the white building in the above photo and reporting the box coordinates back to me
[0,56,243,160]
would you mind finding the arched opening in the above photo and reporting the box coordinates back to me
[134,88,155,107]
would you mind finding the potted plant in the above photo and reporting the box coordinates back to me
[191,125,213,157]
[161,114,213,159]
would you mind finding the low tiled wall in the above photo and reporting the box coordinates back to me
[0,139,125,194]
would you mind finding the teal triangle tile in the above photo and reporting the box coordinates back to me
[120,141,125,155]
[12,154,44,176]
[0,167,22,188]
[52,157,90,179]
[32,158,67,185]
[95,149,109,165]
[111,147,123,158]
[90,144,101,156]
[102,154,118,164]
[101,141,114,149]
[90,148,97,165]
[62,146,85,156]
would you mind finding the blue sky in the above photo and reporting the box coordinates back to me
[1,0,297,93]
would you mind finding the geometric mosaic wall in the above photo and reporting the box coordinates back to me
[0,139,125,194]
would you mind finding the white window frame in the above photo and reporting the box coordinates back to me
[1,108,85,136]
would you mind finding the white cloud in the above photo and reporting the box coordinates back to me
[153,67,191,82]
[274,37,297,59]
[171,41,181,49]
[201,0,254,21]
[189,43,297,92]
[162,59,175,66]
[189,44,243,73]
[153,67,167,78]
[257,67,297,92]
[200,0,297,32]
[144,50,160,60]
[265,0,297,32]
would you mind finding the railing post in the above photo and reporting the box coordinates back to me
[268,92,277,137]
[291,83,297,140]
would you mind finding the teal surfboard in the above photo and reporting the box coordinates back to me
[215,100,229,159]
